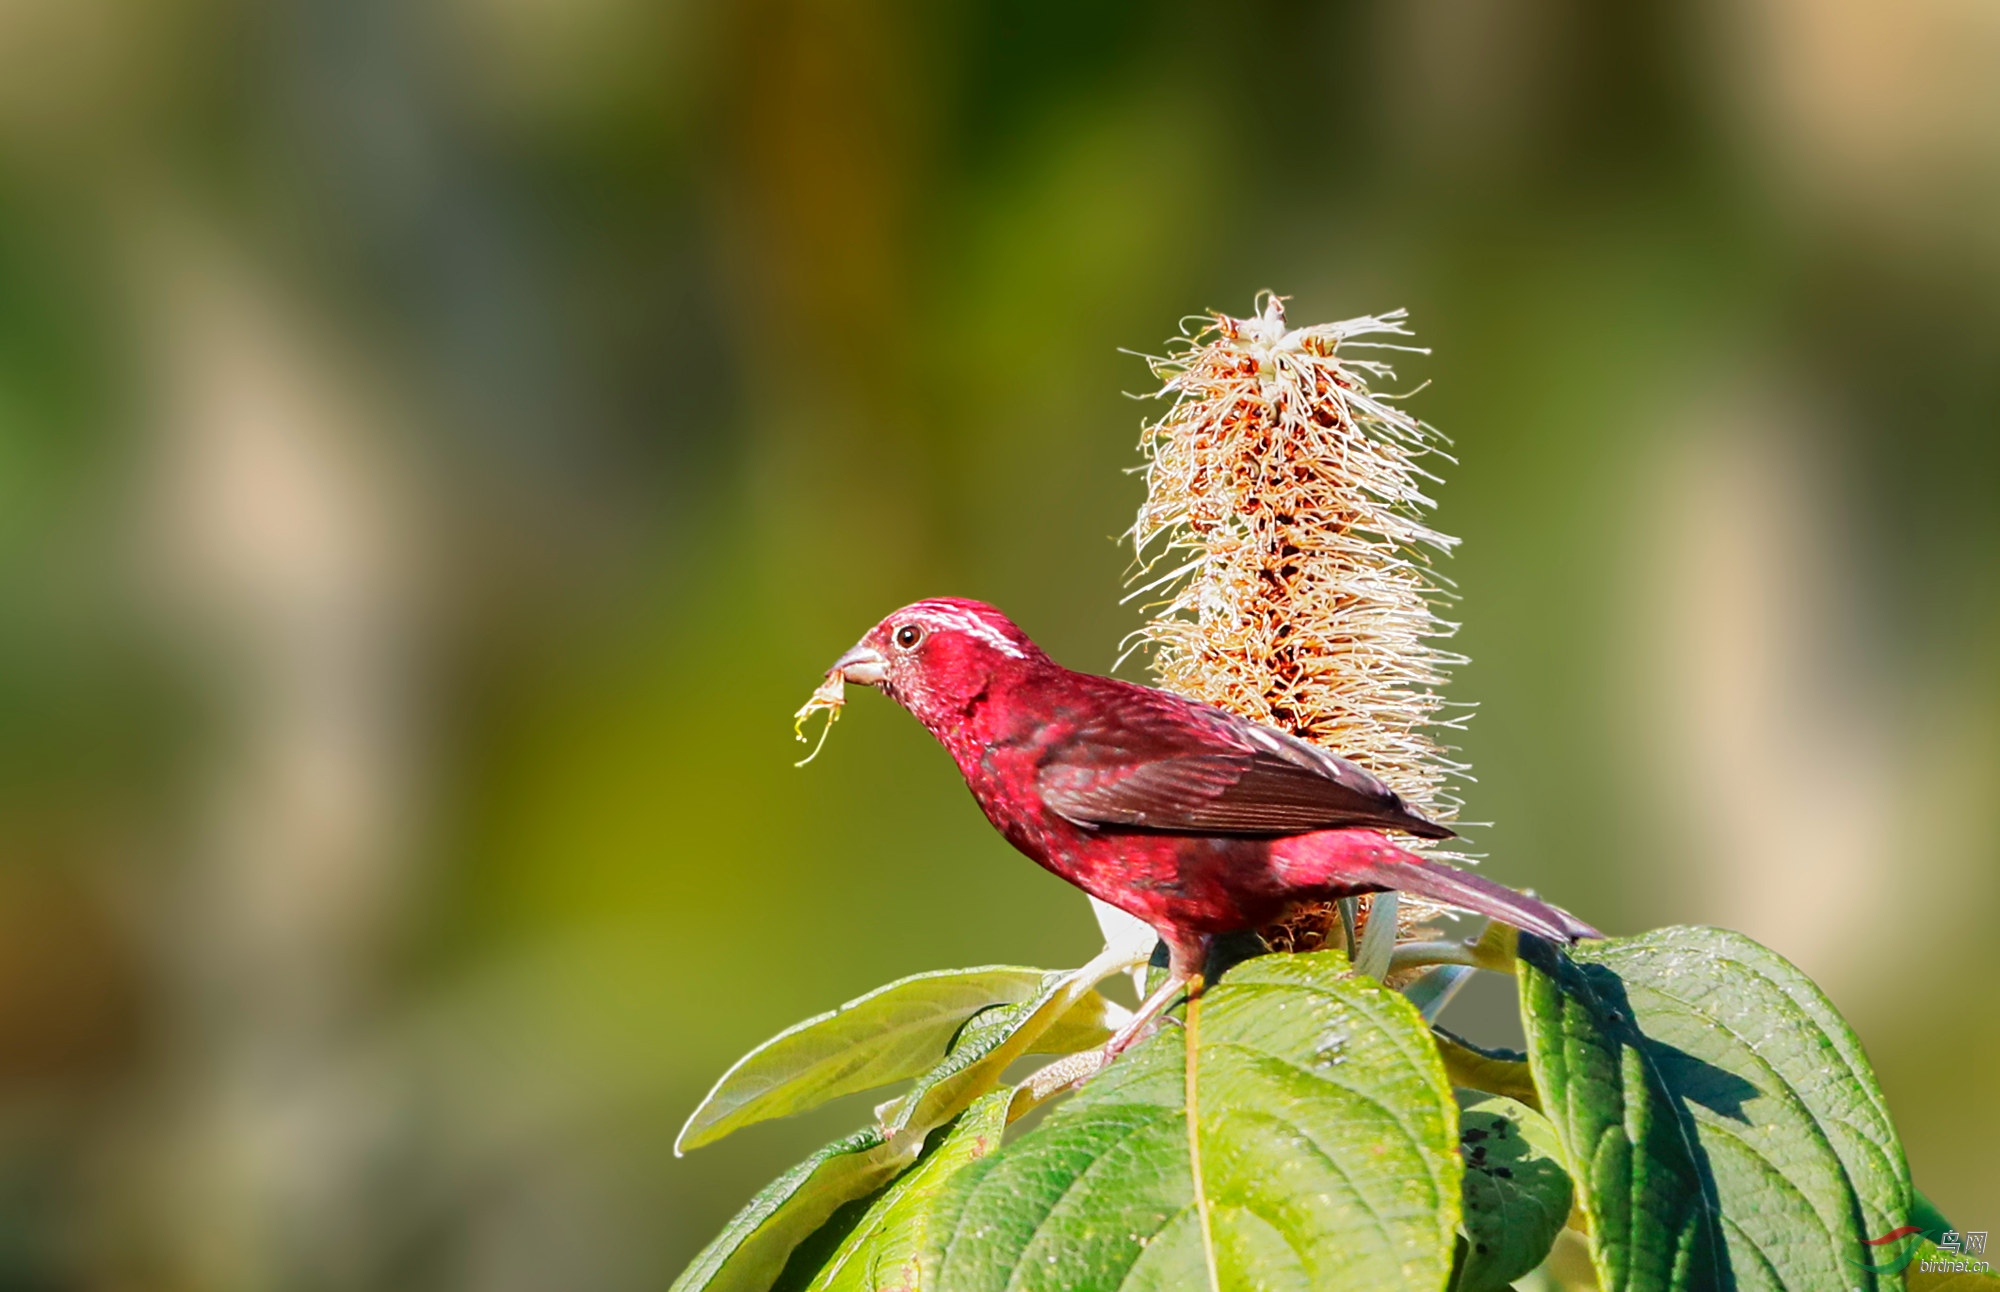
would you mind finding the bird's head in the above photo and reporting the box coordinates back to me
[828,598,1044,731]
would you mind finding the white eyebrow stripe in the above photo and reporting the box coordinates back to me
[910,605,1027,658]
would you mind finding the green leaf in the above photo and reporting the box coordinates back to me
[1452,1091,1572,1292]
[669,1127,919,1292]
[1908,1240,2000,1291]
[679,966,1113,1153]
[1913,1188,1956,1238]
[879,960,1125,1140]
[927,949,1463,1292]
[683,955,1140,1292]
[1518,926,1913,1292]
[805,1092,1012,1292]
[1434,1027,1539,1109]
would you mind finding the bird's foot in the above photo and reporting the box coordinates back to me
[1070,1022,1154,1090]
[1083,971,1198,1083]
[1098,1020,1157,1063]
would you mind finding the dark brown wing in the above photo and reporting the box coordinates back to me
[1034,686,1453,839]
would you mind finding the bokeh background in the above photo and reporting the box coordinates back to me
[2,0,1997,1286]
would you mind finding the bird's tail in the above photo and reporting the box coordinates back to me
[1363,855,1601,943]
[1275,832,1600,944]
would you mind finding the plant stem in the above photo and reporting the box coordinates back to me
[1355,891,1400,979]
[1337,897,1360,957]
[1387,941,1483,971]
[1388,933,1517,976]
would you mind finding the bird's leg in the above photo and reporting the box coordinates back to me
[1100,970,1191,1060]
[1097,929,1215,1065]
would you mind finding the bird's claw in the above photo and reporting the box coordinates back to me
[1075,1003,1193,1090]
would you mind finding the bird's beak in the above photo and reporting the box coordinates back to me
[832,643,889,687]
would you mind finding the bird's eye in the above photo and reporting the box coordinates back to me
[893,624,924,650]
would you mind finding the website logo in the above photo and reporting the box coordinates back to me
[1851,1225,1925,1275]
[1852,1224,1988,1277]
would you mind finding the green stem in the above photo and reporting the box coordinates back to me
[1388,930,1518,976]
[1388,941,1482,971]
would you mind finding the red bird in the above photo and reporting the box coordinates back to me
[819,597,1596,1050]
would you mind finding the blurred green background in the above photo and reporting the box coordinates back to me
[1,0,1996,1286]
